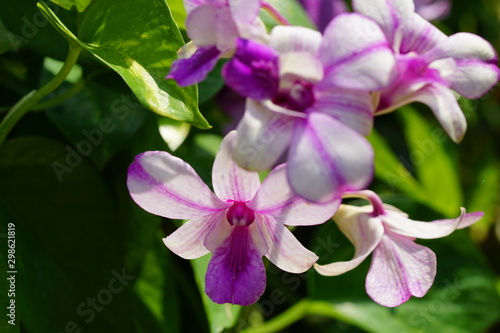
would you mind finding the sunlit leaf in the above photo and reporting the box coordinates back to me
[193,133,222,157]
[38,0,210,129]
[134,241,181,333]
[166,0,187,31]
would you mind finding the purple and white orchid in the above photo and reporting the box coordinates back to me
[167,0,267,86]
[352,0,500,142]
[127,131,340,306]
[222,14,397,203]
[314,190,483,307]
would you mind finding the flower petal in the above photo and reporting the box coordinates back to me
[425,32,499,64]
[163,211,224,259]
[411,83,467,143]
[233,100,294,171]
[127,151,229,219]
[270,25,323,54]
[446,60,500,99]
[415,0,451,21]
[212,131,261,202]
[215,7,239,52]
[382,207,468,239]
[424,33,500,98]
[167,46,221,86]
[352,0,415,45]
[248,164,340,226]
[186,4,218,46]
[279,52,324,88]
[457,211,484,229]
[257,215,318,273]
[314,205,385,276]
[313,86,374,136]
[222,38,280,100]
[319,13,396,91]
[287,113,374,203]
[366,232,436,307]
[229,0,262,22]
[205,222,267,306]
[400,13,447,54]
[184,0,207,14]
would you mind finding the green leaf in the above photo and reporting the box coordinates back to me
[198,60,226,105]
[0,136,181,333]
[0,16,14,54]
[43,56,82,84]
[368,129,425,200]
[0,0,77,60]
[0,137,121,332]
[193,133,223,157]
[158,117,191,151]
[260,0,315,30]
[44,80,148,168]
[166,0,187,31]
[38,0,210,129]
[467,154,500,241]
[398,107,463,216]
[369,107,464,216]
[48,0,92,12]
[134,241,181,333]
[191,254,242,333]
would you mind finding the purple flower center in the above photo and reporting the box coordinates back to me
[226,201,256,226]
[272,80,315,112]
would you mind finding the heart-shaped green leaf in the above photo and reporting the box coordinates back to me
[38,0,210,129]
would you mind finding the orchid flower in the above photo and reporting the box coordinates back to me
[414,0,451,21]
[314,190,483,307]
[352,0,500,142]
[167,0,267,86]
[222,14,397,203]
[127,131,340,306]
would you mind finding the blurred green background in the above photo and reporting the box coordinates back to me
[0,0,499,332]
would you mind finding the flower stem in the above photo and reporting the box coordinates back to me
[261,2,291,25]
[30,77,85,111]
[342,190,386,216]
[241,299,353,333]
[0,44,82,145]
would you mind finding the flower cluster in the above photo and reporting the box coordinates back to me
[128,0,499,307]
